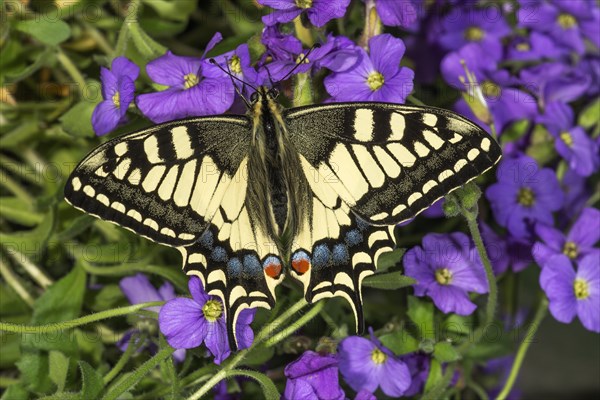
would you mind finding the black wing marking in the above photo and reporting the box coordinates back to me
[64,116,251,247]
[285,103,502,225]
[289,155,396,332]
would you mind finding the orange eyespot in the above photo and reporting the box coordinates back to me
[292,258,310,274]
[264,263,282,278]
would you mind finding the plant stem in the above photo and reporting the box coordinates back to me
[103,333,143,384]
[264,301,324,347]
[293,16,313,46]
[5,247,53,288]
[496,297,548,400]
[0,301,164,333]
[465,214,497,328]
[0,257,35,307]
[189,297,311,399]
[103,346,174,400]
[56,49,87,98]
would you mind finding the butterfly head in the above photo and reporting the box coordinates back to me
[249,86,279,105]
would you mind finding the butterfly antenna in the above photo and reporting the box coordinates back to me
[263,59,275,88]
[209,58,257,107]
[276,43,321,84]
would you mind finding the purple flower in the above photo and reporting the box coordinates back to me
[261,25,303,62]
[537,101,598,177]
[504,32,567,61]
[404,232,489,315]
[119,274,185,362]
[519,62,591,110]
[486,155,564,240]
[434,6,511,59]
[137,34,234,123]
[507,237,535,273]
[540,254,600,333]
[578,57,600,97]
[371,0,420,30]
[517,0,599,55]
[338,333,411,397]
[283,351,345,400]
[354,389,376,400]
[560,168,591,220]
[92,56,139,136]
[212,44,263,97]
[402,353,430,397]
[158,276,255,364]
[264,34,360,81]
[442,43,537,133]
[259,0,351,27]
[324,34,414,102]
[534,207,600,266]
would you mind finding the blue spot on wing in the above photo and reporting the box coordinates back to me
[345,230,363,246]
[200,231,214,249]
[263,256,281,268]
[332,244,349,265]
[312,244,331,269]
[243,254,262,275]
[211,246,228,262]
[293,251,310,262]
[227,258,242,278]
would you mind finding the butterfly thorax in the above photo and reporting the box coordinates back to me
[246,87,310,255]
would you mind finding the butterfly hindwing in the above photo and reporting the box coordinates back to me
[64,116,251,247]
[289,156,396,332]
[285,103,502,225]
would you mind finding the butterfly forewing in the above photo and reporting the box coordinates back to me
[285,103,502,225]
[65,116,251,247]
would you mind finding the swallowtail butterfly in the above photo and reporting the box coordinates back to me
[65,85,501,348]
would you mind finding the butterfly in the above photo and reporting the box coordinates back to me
[65,83,502,349]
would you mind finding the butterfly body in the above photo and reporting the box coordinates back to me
[65,89,502,348]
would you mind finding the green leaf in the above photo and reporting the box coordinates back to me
[31,264,86,325]
[59,101,97,137]
[16,350,54,393]
[578,98,600,129]
[424,358,442,393]
[379,331,420,355]
[0,119,40,147]
[5,48,55,82]
[16,20,71,46]
[1,383,29,400]
[226,369,279,400]
[433,341,461,363]
[141,0,198,22]
[87,284,125,312]
[49,351,70,392]
[241,345,275,366]
[79,361,105,399]
[363,271,415,290]
[0,197,44,226]
[0,208,56,261]
[375,248,406,271]
[406,296,435,340]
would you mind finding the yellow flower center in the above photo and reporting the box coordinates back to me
[202,300,223,322]
[517,187,535,207]
[558,13,577,29]
[435,268,453,285]
[563,241,579,259]
[112,91,120,107]
[295,52,310,65]
[481,80,501,98]
[371,348,387,364]
[229,55,242,75]
[295,0,312,9]
[560,131,574,147]
[574,278,589,300]
[366,71,385,91]
[183,73,199,90]
[464,26,485,42]
[516,42,531,52]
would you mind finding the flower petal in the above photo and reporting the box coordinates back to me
[146,51,202,87]
[158,297,208,349]
[379,357,411,397]
[429,285,477,315]
[369,34,405,78]
[205,319,231,364]
[338,336,379,393]
[92,100,122,136]
[111,56,140,81]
